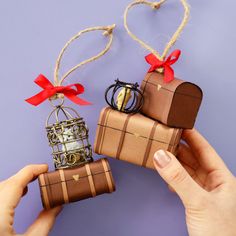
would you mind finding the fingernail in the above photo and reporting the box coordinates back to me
[154,150,171,168]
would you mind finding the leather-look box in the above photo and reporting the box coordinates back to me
[38,158,115,209]
[94,107,182,169]
[140,72,203,129]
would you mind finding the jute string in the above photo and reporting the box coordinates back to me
[54,24,116,86]
[124,0,190,61]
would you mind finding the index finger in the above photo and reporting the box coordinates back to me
[2,164,48,208]
[182,129,228,172]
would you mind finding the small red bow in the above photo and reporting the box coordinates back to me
[25,74,91,106]
[145,49,181,83]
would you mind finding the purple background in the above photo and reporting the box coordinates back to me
[0,0,236,235]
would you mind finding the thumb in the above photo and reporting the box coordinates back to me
[25,206,62,236]
[153,150,205,205]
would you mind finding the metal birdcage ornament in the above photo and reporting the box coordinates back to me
[26,25,116,170]
[105,79,144,114]
[46,104,93,170]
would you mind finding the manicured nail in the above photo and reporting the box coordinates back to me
[154,150,171,168]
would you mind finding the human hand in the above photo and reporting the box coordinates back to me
[153,129,236,236]
[0,164,62,236]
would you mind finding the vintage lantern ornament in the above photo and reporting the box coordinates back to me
[105,79,144,114]
[46,105,93,169]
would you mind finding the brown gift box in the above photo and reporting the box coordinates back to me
[94,107,182,169]
[140,72,203,129]
[38,158,115,209]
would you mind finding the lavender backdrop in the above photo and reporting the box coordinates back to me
[0,0,235,235]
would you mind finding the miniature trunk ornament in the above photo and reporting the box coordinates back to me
[46,105,93,169]
[105,79,144,114]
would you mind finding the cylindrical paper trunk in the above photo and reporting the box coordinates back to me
[38,158,115,209]
[94,107,182,169]
[140,72,203,129]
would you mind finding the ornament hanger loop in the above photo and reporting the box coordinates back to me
[46,105,81,126]
[124,0,190,60]
[49,95,65,108]
[54,24,116,86]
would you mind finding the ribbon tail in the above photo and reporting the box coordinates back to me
[164,66,175,83]
[145,53,156,63]
[145,53,163,73]
[148,66,157,73]
[167,50,181,65]
[74,83,85,93]
[25,89,56,106]
[34,74,54,89]
[64,92,91,106]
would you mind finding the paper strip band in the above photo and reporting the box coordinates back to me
[95,107,110,154]
[142,121,158,167]
[59,170,69,204]
[85,164,96,197]
[39,174,51,210]
[116,114,133,159]
[101,159,114,192]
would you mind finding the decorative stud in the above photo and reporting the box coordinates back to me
[72,174,80,181]
[157,84,162,91]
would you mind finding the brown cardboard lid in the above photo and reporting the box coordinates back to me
[144,72,203,99]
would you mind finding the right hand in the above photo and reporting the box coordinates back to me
[153,129,236,236]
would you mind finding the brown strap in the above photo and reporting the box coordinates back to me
[141,72,153,94]
[101,159,114,192]
[176,129,183,143]
[142,121,158,167]
[39,174,51,210]
[168,128,179,151]
[59,170,69,204]
[168,128,182,153]
[85,164,96,197]
[94,107,111,154]
[115,114,133,159]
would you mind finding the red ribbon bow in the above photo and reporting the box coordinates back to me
[145,49,181,83]
[25,74,91,106]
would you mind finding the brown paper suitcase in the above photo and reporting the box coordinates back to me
[140,72,203,129]
[38,158,115,209]
[94,107,182,170]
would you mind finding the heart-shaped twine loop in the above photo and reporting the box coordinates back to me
[26,24,116,106]
[124,0,190,82]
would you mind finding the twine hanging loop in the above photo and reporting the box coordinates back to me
[123,0,190,61]
[26,24,115,107]
[54,24,116,86]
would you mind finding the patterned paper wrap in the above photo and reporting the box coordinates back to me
[94,107,182,169]
[38,158,115,209]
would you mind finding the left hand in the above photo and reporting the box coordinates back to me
[0,164,62,236]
